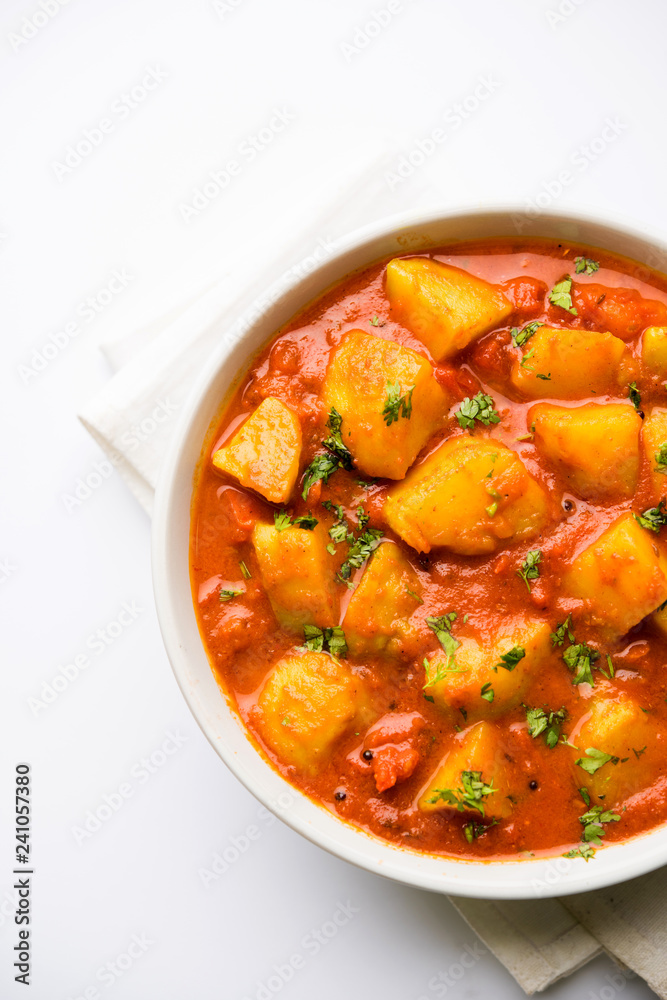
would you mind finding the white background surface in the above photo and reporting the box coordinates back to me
[2,0,667,997]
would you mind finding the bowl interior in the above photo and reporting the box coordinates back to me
[152,206,667,899]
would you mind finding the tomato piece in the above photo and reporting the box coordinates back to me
[572,282,667,339]
[500,276,548,319]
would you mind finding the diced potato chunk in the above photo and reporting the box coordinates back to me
[343,542,422,658]
[418,722,513,819]
[385,257,512,361]
[253,650,364,773]
[384,437,549,555]
[573,693,653,804]
[252,522,338,632]
[322,330,449,479]
[642,410,667,503]
[212,397,301,503]
[424,618,552,722]
[530,402,641,500]
[509,326,636,400]
[563,513,667,634]
[642,326,667,378]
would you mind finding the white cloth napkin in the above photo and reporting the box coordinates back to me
[78,180,667,996]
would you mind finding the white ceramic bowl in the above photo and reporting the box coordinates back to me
[152,205,667,899]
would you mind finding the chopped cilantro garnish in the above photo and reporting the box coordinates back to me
[464,819,497,843]
[427,770,495,816]
[525,706,567,748]
[273,511,318,532]
[575,747,619,774]
[564,843,596,861]
[338,528,383,580]
[549,275,578,314]
[580,804,620,844]
[517,550,542,592]
[654,442,667,474]
[424,614,461,683]
[369,314,382,327]
[520,348,536,370]
[536,372,551,381]
[511,321,544,348]
[406,587,423,604]
[239,560,251,580]
[497,646,525,672]
[633,745,647,759]
[455,392,501,430]
[382,381,414,426]
[480,682,494,703]
[301,453,340,499]
[302,624,348,658]
[564,642,600,686]
[550,615,574,647]
[323,407,354,469]
[628,382,642,412]
[356,506,370,531]
[634,500,667,533]
[219,588,243,602]
[423,654,467,690]
[574,256,600,275]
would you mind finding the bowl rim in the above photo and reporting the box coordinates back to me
[152,201,667,899]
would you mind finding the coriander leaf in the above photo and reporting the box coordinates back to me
[480,682,494,703]
[520,347,536,370]
[427,770,495,816]
[550,615,574,647]
[574,256,600,275]
[575,747,618,774]
[302,624,348,658]
[526,706,567,748]
[580,787,591,807]
[323,407,354,469]
[274,511,293,532]
[406,587,423,604]
[655,442,667,474]
[369,314,382,327]
[580,805,620,844]
[456,392,501,431]
[564,843,596,861]
[628,381,642,412]
[338,527,383,580]
[464,819,497,843]
[517,550,542,592]
[423,655,467,689]
[382,381,415,426]
[536,372,551,381]
[219,588,243,602]
[549,275,578,315]
[356,506,370,531]
[634,499,667,533]
[564,642,600,686]
[426,613,458,649]
[239,560,251,579]
[497,645,525,672]
[511,321,544,348]
[293,514,318,530]
[301,453,340,499]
